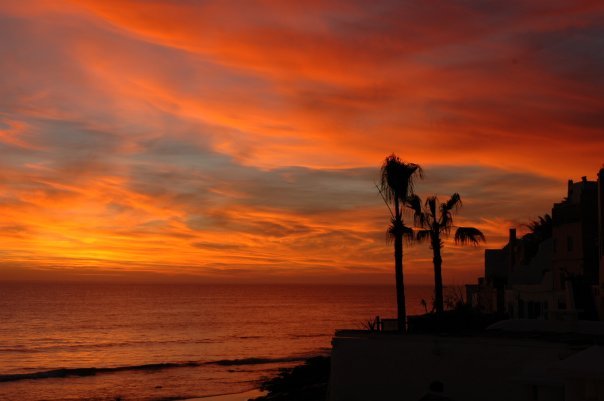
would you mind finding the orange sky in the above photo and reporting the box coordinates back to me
[1,1,603,284]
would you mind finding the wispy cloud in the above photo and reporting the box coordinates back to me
[0,1,602,283]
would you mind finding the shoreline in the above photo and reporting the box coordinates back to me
[185,354,331,401]
[249,355,330,401]
[186,389,265,401]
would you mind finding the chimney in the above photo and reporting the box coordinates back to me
[509,228,517,243]
[509,228,517,272]
[582,176,587,183]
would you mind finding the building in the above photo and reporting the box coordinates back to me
[599,168,604,318]
[467,168,604,320]
[329,323,604,401]
[328,168,604,401]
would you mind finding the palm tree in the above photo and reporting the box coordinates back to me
[410,193,485,315]
[378,154,422,333]
[521,214,553,264]
[525,214,553,241]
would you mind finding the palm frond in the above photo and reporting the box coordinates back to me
[454,227,486,246]
[440,207,453,233]
[402,225,415,245]
[443,193,462,212]
[379,155,397,202]
[387,217,404,236]
[386,225,395,244]
[426,196,437,218]
[416,229,432,243]
[379,154,423,203]
[524,213,553,241]
[406,194,425,227]
[405,163,423,196]
[386,221,415,244]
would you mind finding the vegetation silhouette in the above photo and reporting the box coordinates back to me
[378,154,422,333]
[410,193,485,315]
[520,213,552,264]
[252,356,330,401]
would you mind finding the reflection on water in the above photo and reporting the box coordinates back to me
[0,283,431,400]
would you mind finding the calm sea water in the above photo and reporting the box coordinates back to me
[0,283,432,401]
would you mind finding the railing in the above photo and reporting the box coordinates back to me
[362,316,399,332]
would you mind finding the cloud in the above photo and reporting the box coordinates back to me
[0,0,602,283]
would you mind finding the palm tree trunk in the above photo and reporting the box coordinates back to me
[394,197,406,333]
[395,228,406,333]
[433,238,444,315]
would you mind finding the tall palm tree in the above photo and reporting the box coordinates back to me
[379,154,422,333]
[411,193,485,315]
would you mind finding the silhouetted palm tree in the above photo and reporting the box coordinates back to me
[520,213,552,264]
[379,154,422,332]
[410,193,485,315]
[525,214,553,241]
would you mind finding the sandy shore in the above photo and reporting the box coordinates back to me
[186,355,330,401]
[186,389,265,401]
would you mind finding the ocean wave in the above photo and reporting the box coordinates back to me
[0,338,216,353]
[0,355,316,383]
[0,346,40,353]
[0,362,200,383]
[288,333,329,339]
[206,356,307,366]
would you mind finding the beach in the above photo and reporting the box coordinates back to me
[186,389,265,401]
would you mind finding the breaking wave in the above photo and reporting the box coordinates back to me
[0,355,310,383]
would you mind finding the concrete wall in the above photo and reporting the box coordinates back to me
[598,169,604,319]
[552,221,584,288]
[565,378,604,401]
[329,332,570,401]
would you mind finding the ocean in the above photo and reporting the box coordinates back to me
[0,283,432,401]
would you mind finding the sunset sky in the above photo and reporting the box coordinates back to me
[1,1,603,284]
